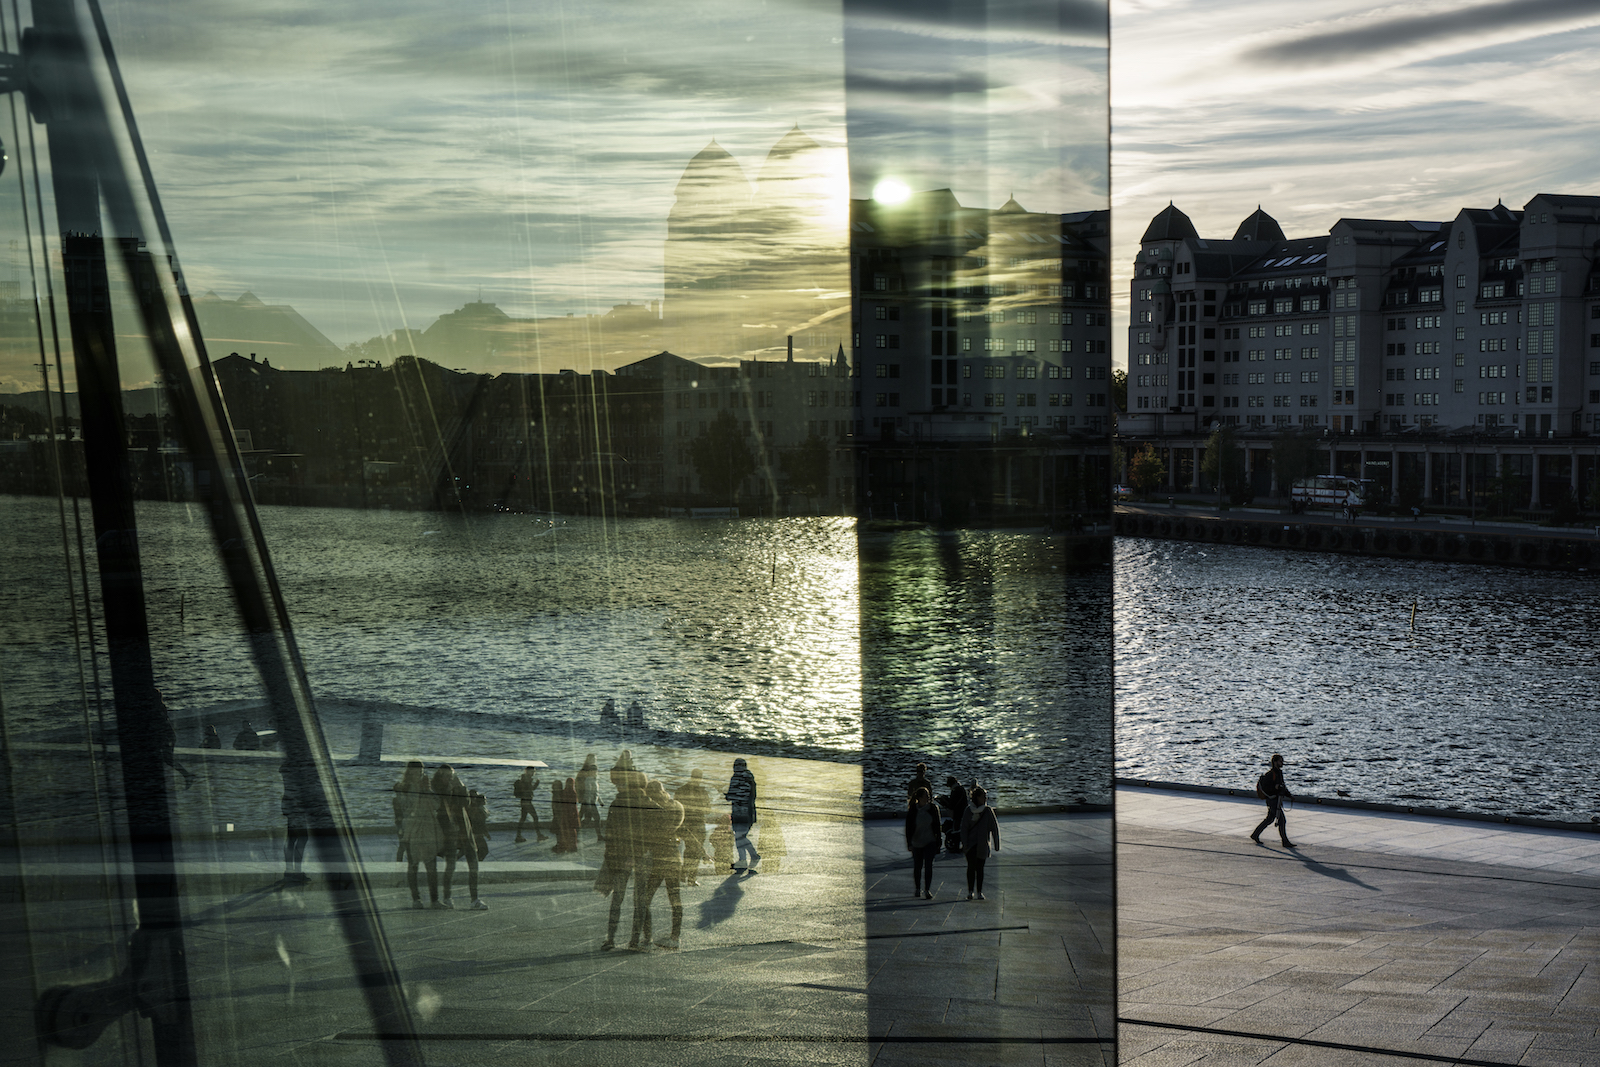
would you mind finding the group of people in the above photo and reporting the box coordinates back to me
[592,753,755,951]
[903,763,1000,901]
[393,762,491,910]
[397,749,761,948]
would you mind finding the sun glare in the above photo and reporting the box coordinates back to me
[872,177,911,205]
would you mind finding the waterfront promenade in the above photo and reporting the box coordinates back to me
[7,783,1595,1064]
[1119,786,1600,1066]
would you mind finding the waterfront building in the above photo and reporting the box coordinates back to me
[1122,195,1600,508]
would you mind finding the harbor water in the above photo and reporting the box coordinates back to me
[3,496,1111,811]
[1115,537,1600,821]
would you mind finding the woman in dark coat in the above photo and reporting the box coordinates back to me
[958,786,1000,901]
[905,787,941,899]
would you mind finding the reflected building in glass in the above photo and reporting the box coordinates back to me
[0,0,1113,1064]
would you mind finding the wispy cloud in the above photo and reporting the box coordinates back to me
[1110,0,1600,368]
[1244,0,1600,67]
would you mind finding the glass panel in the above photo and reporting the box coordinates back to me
[1,0,1112,1064]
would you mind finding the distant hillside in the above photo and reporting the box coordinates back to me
[191,290,344,369]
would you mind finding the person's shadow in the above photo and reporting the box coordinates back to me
[1278,848,1381,891]
[694,872,746,928]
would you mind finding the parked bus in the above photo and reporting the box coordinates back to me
[1290,475,1370,512]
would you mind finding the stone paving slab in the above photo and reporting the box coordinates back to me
[1118,788,1600,1067]
[4,808,1114,1067]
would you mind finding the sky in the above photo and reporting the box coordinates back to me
[0,0,1107,393]
[1110,0,1600,369]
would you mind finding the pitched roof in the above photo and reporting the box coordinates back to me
[1141,203,1198,243]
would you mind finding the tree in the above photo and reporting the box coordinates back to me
[687,410,758,505]
[780,435,831,512]
[1112,368,1128,413]
[1128,445,1166,499]
[1200,425,1247,503]
[1270,430,1321,496]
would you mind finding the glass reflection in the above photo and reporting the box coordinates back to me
[1,0,1111,1063]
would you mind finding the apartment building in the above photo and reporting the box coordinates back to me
[1126,195,1600,437]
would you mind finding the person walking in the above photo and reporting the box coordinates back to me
[959,786,1000,901]
[513,766,546,843]
[1250,753,1297,848]
[674,769,711,887]
[726,758,761,872]
[905,787,941,899]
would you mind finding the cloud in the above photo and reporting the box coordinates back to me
[1243,0,1600,67]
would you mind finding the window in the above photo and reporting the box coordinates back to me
[1016,311,1037,324]
[1248,300,1266,314]
[1301,323,1320,335]
[1273,298,1292,313]
[1300,347,1319,359]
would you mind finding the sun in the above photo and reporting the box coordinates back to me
[871,178,912,205]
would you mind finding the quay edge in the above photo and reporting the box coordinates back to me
[1114,508,1600,571]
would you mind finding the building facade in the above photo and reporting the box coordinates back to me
[1126,195,1600,436]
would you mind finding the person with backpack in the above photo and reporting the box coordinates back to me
[1251,753,1296,848]
[513,766,546,843]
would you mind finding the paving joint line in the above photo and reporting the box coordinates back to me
[1119,839,1600,889]
[1119,1017,1527,1067]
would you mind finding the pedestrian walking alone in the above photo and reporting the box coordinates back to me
[959,786,1000,901]
[905,787,941,899]
[1250,753,1296,848]
[726,758,760,872]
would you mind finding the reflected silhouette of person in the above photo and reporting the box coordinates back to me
[625,700,646,730]
[393,760,424,862]
[281,754,315,884]
[513,766,545,843]
[233,720,262,751]
[397,761,443,908]
[577,754,603,841]
[554,777,580,852]
[725,758,760,872]
[201,724,222,749]
[151,687,195,788]
[959,786,1000,901]
[600,698,621,728]
[638,780,685,949]
[596,759,647,949]
[674,769,711,886]
[432,765,487,910]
